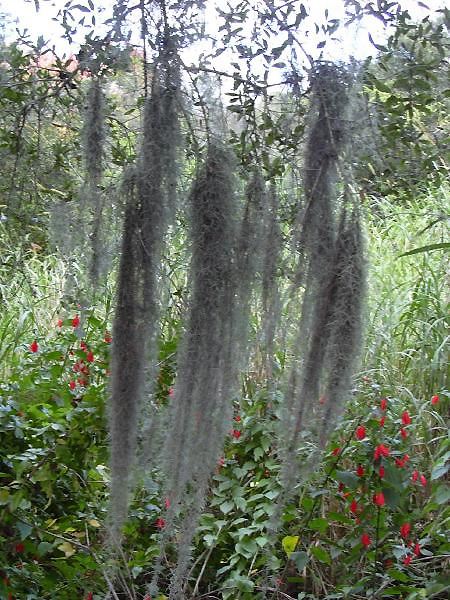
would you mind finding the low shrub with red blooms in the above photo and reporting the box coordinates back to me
[431,394,439,405]
[361,533,371,547]
[380,398,388,410]
[420,474,427,487]
[414,542,421,557]
[234,415,241,422]
[86,351,94,363]
[57,319,63,327]
[403,555,412,566]
[30,340,38,353]
[379,416,385,427]
[155,517,165,529]
[86,593,93,600]
[400,427,408,439]
[379,465,385,477]
[350,499,358,514]
[71,315,80,328]
[232,429,241,439]
[15,543,25,553]
[412,470,419,482]
[356,464,364,477]
[331,447,341,456]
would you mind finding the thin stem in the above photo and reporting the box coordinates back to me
[371,506,381,599]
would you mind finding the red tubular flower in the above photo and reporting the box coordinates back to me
[338,482,344,492]
[332,447,341,456]
[350,499,358,514]
[373,491,385,506]
[232,429,241,439]
[402,411,411,425]
[403,555,412,566]
[57,319,63,328]
[217,456,225,467]
[69,380,76,390]
[164,498,171,509]
[156,517,165,529]
[86,351,94,363]
[361,533,371,547]
[374,444,390,460]
[86,594,93,600]
[412,470,419,482]
[413,542,421,557]
[104,331,112,343]
[234,415,241,422]
[72,315,80,328]
[401,428,408,439]
[356,425,366,440]
[80,340,87,351]
[356,464,364,477]
[431,395,439,405]
[400,523,410,539]
[420,474,427,487]
[30,340,38,353]
[379,465,385,478]
[15,543,25,553]
[380,398,388,410]
[379,416,385,427]
[395,457,405,468]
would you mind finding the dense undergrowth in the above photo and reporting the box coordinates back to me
[0,189,448,599]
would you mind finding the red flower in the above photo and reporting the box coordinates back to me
[86,594,93,600]
[412,470,419,482]
[104,331,112,343]
[57,319,63,328]
[356,464,364,477]
[361,533,371,547]
[342,491,351,499]
[217,456,225,467]
[380,398,388,410]
[72,315,80,328]
[234,415,241,422]
[373,491,385,506]
[331,447,341,456]
[413,542,421,557]
[400,523,410,539]
[403,555,412,566]
[144,595,152,600]
[86,351,94,363]
[350,499,358,514]
[384,558,393,568]
[431,394,439,405]
[374,444,389,460]
[30,340,38,353]
[420,474,427,487]
[77,378,87,387]
[338,482,344,492]
[232,429,241,439]
[15,543,25,553]
[379,465,385,478]
[69,380,76,390]
[356,425,366,440]
[164,498,171,509]
[400,428,408,439]
[156,517,165,529]
[80,340,87,351]
[395,457,406,468]
[379,416,385,427]
[402,411,411,425]
[168,387,174,396]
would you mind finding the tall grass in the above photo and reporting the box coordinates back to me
[363,186,449,401]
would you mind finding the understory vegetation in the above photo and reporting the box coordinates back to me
[0,1,449,599]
